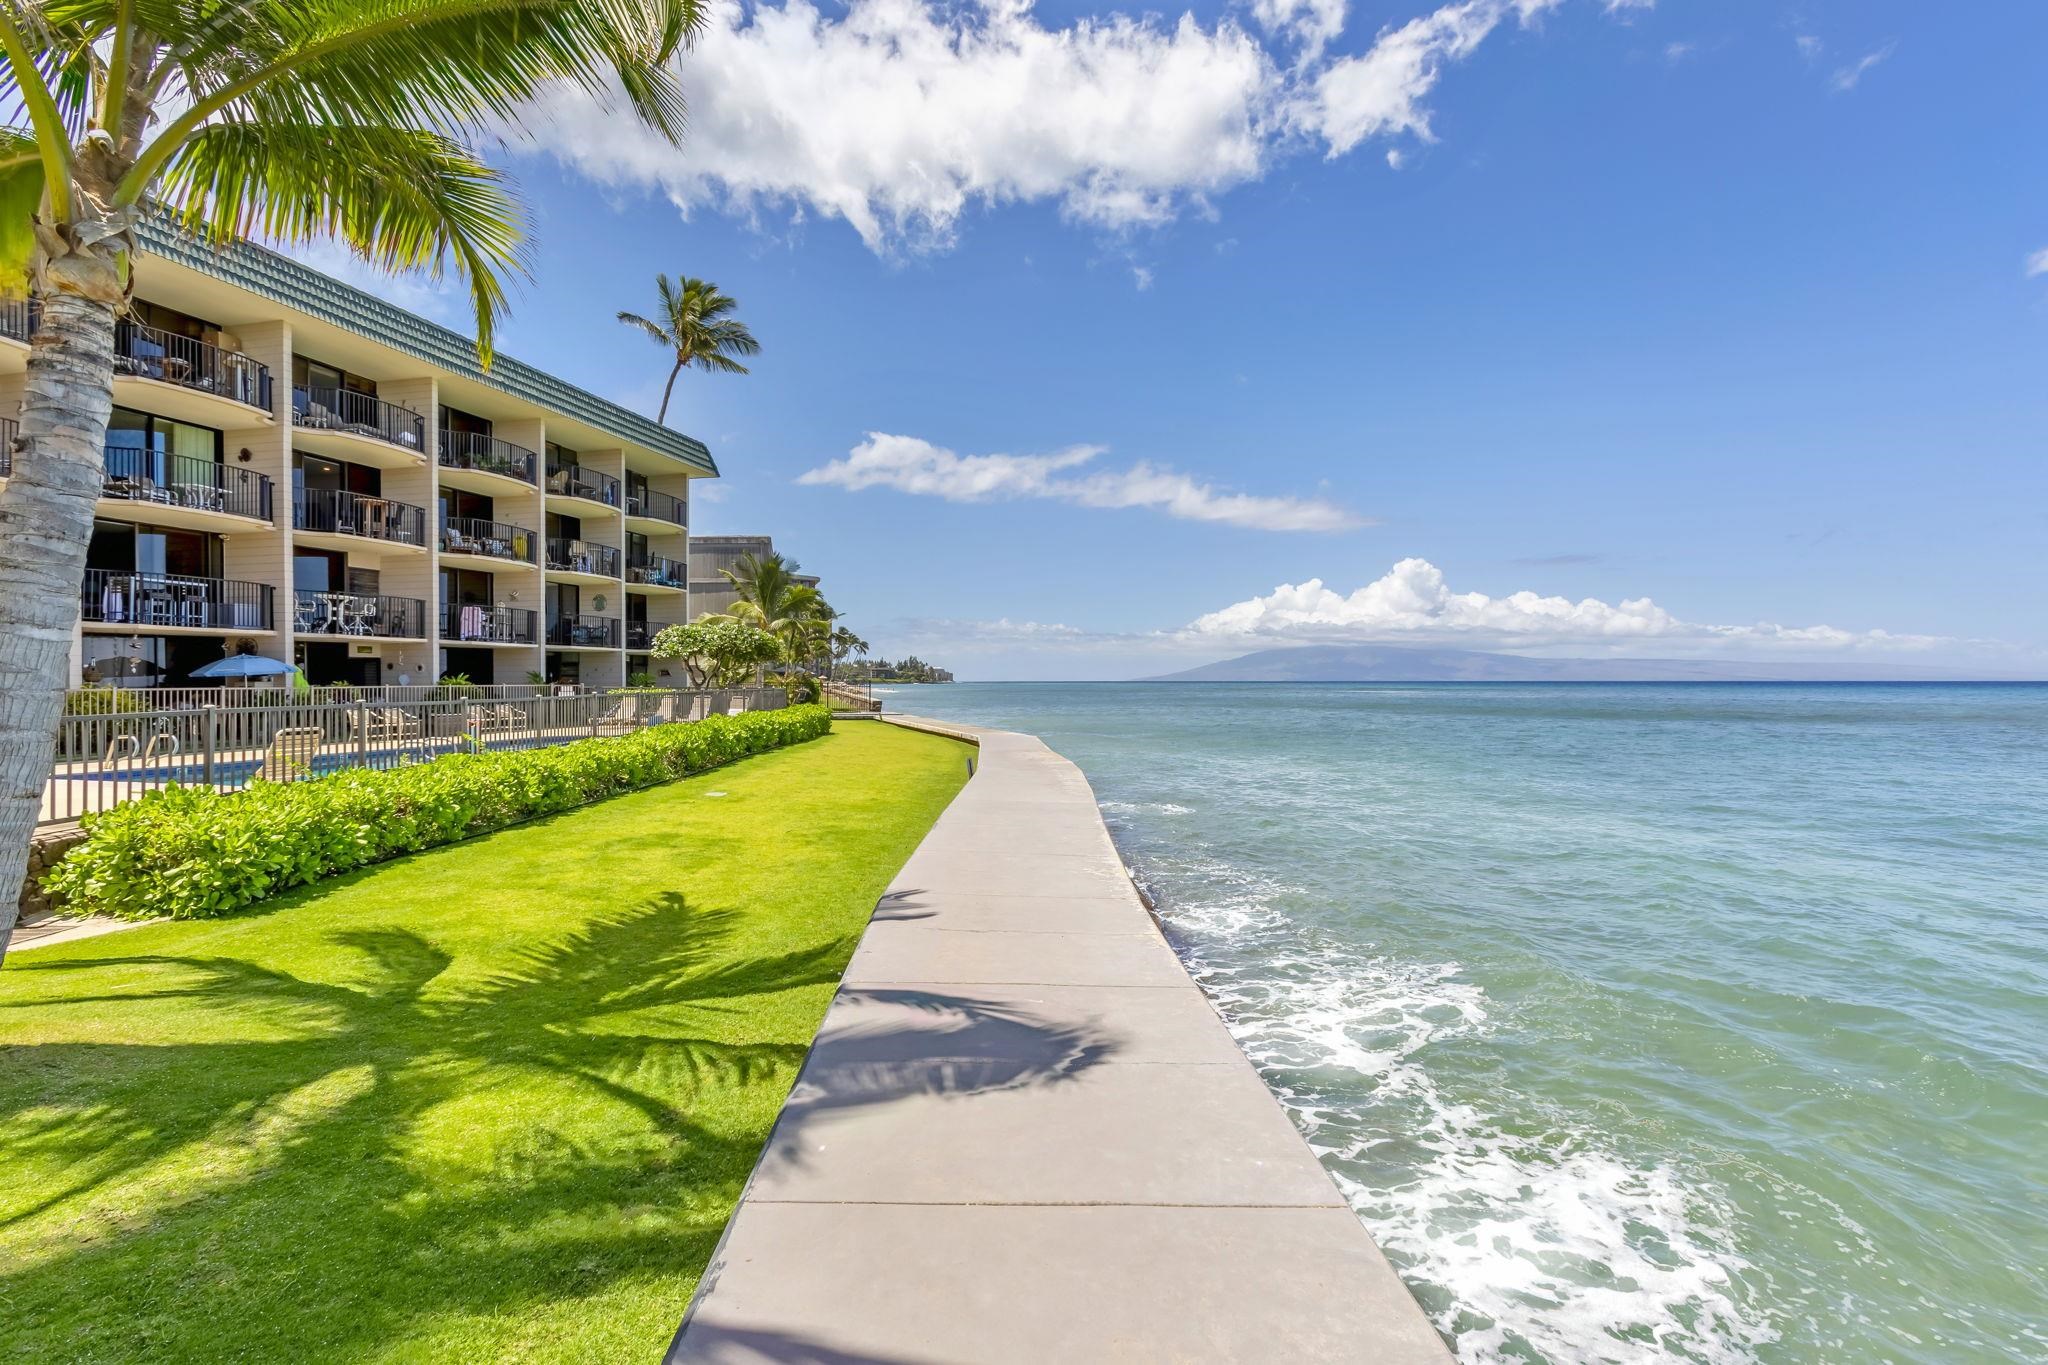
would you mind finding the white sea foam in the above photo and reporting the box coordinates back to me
[1098,799,1195,816]
[1132,848,1775,1365]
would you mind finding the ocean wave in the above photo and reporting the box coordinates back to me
[1132,847,1773,1365]
[1098,799,1195,817]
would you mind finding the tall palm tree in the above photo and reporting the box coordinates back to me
[712,551,829,665]
[616,274,759,423]
[0,0,702,961]
[828,626,868,682]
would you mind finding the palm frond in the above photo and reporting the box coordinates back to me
[616,309,669,345]
[158,120,525,356]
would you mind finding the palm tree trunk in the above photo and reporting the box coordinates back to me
[0,288,119,962]
[655,358,682,423]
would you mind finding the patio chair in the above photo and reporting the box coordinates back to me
[474,704,525,735]
[350,706,420,743]
[254,727,323,783]
[593,695,641,734]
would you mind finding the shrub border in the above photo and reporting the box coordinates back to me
[45,705,833,922]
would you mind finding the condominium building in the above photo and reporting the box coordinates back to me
[0,221,715,689]
[687,534,820,621]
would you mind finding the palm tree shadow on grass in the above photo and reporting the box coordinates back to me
[0,892,862,1362]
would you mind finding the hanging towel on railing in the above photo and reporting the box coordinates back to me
[460,604,487,639]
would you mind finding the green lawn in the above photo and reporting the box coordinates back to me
[0,721,970,1363]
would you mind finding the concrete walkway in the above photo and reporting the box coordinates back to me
[668,720,1452,1364]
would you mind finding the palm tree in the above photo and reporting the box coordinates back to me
[828,626,869,682]
[712,551,831,667]
[616,275,759,423]
[0,0,702,961]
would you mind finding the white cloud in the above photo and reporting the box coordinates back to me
[527,0,1647,252]
[1663,40,1693,63]
[1131,264,1155,290]
[1828,42,1895,93]
[1250,0,1350,61]
[797,431,1364,532]
[1302,0,1549,157]
[534,0,1275,251]
[1794,34,1822,60]
[2024,246,2048,278]
[1185,557,1943,651]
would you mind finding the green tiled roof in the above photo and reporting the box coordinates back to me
[136,220,716,476]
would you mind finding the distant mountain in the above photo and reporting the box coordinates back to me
[1144,644,2025,683]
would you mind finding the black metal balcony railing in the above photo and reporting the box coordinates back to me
[440,428,538,485]
[293,487,428,547]
[0,416,16,477]
[293,386,426,452]
[627,555,686,589]
[102,447,275,521]
[81,568,274,632]
[440,516,538,564]
[548,461,620,507]
[439,601,538,644]
[624,621,654,651]
[547,614,620,649]
[0,297,32,344]
[545,538,620,578]
[293,591,427,640]
[625,487,686,527]
[114,321,272,411]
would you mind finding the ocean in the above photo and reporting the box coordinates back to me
[878,682,2047,1364]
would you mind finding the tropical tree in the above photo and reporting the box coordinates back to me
[616,274,759,423]
[650,619,780,690]
[828,626,870,682]
[714,550,831,664]
[0,0,703,961]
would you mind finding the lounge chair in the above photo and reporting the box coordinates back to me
[593,696,641,734]
[474,704,525,735]
[254,727,323,783]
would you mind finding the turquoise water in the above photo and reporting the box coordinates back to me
[883,683,2048,1364]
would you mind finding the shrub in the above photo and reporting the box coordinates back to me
[64,685,151,715]
[46,705,833,922]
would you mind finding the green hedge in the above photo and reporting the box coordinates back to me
[46,705,832,922]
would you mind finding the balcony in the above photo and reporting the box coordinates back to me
[100,447,274,524]
[440,428,538,487]
[547,461,620,510]
[293,487,429,549]
[545,537,620,580]
[81,568,274,632]
[547,614,620,649]
[624,621,655,651]
[293,386,426,463]
[440,601,538,645]
[114,321,272,417]
[440,516,538,565]
[293,591,428,640]
[626,555,687,590]
[0,297,29,345]
[624,487,686,531]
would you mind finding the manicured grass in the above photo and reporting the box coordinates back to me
[0,722,970,1363]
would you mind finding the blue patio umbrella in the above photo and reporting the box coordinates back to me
[189,654,299,679]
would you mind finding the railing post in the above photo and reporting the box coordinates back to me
[356,700,370,765]
[202,705,218,790]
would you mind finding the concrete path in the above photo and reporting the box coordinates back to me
[668,720,1452,1364]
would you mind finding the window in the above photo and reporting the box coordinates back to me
[293,548,345,592]
[86,519,223,578]
[292,356,377,396]
[103,407,222,486]
[441,404,492,437]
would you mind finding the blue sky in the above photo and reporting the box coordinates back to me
[356,0,2047,678]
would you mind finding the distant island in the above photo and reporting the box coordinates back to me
[1145,644,2027,684]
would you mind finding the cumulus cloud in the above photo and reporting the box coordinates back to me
[1828,42,1895,93]
[1185,557,1942,651]
[533,0,1274,251]
[797,432,1364,532]
[526,0,1644,252]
